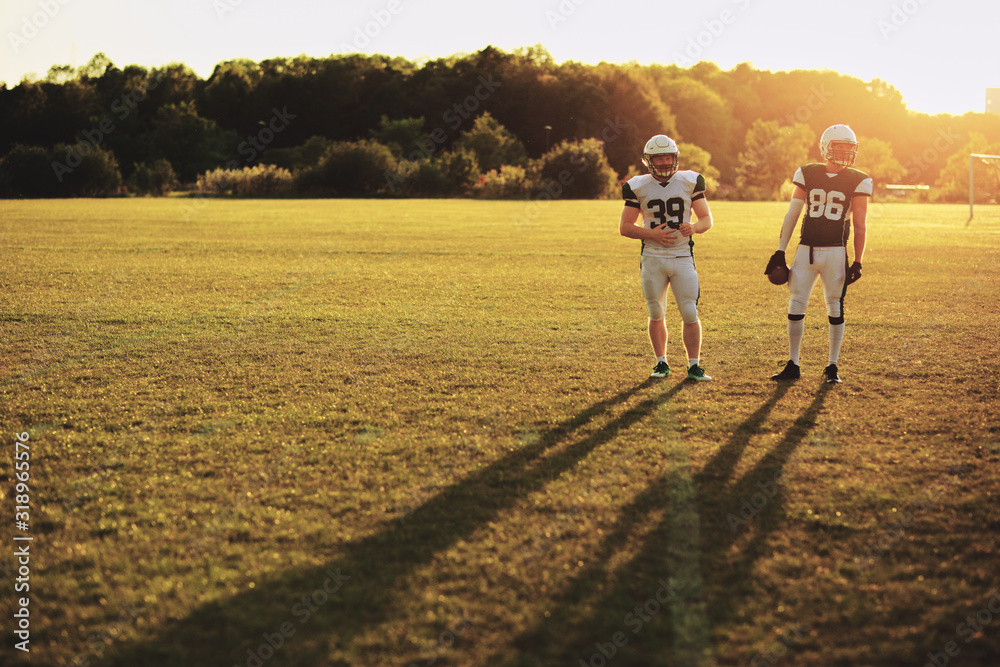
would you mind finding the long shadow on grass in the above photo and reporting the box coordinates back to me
[496,383,833,664]
[694,383,833,632]
[103,378,688,667]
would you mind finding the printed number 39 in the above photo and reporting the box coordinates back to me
[808,189,846,221]
[649,197,685,229]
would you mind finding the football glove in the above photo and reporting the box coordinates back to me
[846,261,863,285]
[764,250,787,275]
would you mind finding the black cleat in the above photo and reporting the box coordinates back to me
[823,363,842,384]
[771,360,800,381]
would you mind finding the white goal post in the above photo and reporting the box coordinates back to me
[968,153,1000,223]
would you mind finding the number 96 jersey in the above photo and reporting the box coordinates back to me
[622,170,706,258]
[793,164,873,247]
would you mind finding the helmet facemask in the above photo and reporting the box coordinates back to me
[819,125,860,168]
[826,140,859,168]
[643,152,678,180]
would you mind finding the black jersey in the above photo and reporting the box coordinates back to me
[792,164,873,247]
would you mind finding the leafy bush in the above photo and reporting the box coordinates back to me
[474,165,530,198]
[535,138,618,199]
[129,159,177,196]
[0,143,122,197]
[196,164,294,197]
[0,144,55,197]
[296,140,397,196]
[386,149,481,197]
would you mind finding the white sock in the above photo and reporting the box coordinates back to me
[688,359,699,368]
[657,356,667,364]
[788,319,804,365]
[829,322,845,365]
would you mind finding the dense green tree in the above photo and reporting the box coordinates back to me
[369,116,429,158]
[735,121,813,200]
[855,136,906,194]
[678,143,721,196]
[149,102,238,182]
[262,135,333,171]
[932,134,1000,202]
[454,112,527,173]
[594,65,678,178]
[200,60,262,132]
[648,69,741,181]
[7,47,1000,198]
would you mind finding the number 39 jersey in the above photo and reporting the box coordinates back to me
[622,170,706,258]
[793,164,873,247]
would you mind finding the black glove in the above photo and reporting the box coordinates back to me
[764,250,787,275]
[846,261,863,285]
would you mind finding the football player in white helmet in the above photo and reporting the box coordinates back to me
[619,134,715,381]
[764,124,872,383]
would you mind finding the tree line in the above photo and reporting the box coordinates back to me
[2,46,1000,200]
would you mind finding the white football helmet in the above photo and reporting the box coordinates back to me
[642,135,679,179]
[820,124,859,167]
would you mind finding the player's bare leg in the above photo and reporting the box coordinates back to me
[649,319,670,377]
[683,321,712,381]
[649,318,667,357]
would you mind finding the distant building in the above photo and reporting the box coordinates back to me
[988,88,1000,115]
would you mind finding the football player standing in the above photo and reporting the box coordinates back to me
[619,135,715,381]
[764,124,873,383]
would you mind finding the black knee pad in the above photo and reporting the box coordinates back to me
[788,314,805,321]
[828,315,844,325]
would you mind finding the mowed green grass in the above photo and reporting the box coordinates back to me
[1,198,998,666]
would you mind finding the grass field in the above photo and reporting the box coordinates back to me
[1,198,999,666]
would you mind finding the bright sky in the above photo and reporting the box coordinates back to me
[3,0,997,116]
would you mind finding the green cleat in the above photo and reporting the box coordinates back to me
[650,361,671,378]
[686,364,712,382]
